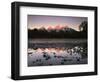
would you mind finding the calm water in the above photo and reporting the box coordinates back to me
[28,39,87,67]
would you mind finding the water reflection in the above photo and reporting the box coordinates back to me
[28,46,87,66]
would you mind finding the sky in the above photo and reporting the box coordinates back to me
[28,15,87,31]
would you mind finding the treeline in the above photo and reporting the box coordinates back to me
[28,29,87,39]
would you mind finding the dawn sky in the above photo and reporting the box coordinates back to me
[28,15,87,31]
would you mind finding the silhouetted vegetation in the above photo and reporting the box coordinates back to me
[28,21,87,39]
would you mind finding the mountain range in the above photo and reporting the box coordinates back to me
[28,26,87,39]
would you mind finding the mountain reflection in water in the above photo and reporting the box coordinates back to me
[28,39,87,66]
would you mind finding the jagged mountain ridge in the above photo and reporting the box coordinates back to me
[28,26,87,39]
